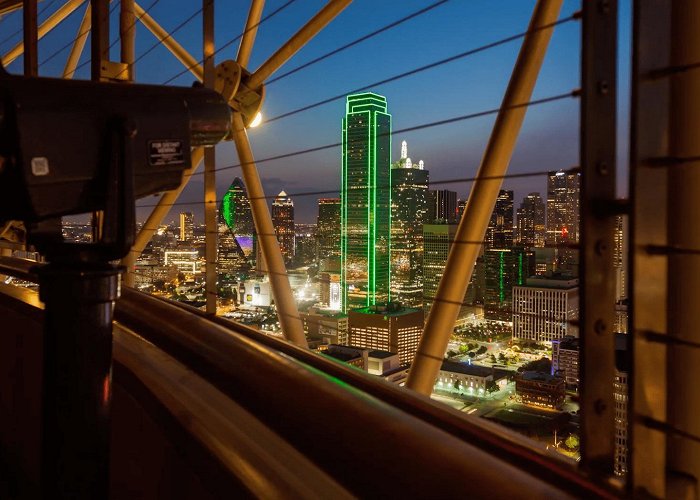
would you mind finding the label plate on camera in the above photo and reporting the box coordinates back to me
[149,140,185,166]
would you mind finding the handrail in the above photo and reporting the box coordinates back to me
[0,256,42,281]
[116,286,614,498]
[153,289,618,499]
[0,257,616,497]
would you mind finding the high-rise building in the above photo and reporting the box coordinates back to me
[179,212,194,242]
[316,198,341,273]
[272,191,295,263]
[341,92,391,312]
[348,303,423,366]
[220,177,256,265]
[428,189,457,223]
[512,276,579,342]
[483,247,533,321]
[516,193,545,247]
[546,170,580,244]
[457,198,468,221]
[423,224,477,325]
[551,336,579,387]
[391,140,429,307]
[486,190,514,249]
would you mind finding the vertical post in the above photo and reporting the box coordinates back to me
[91,0,109,241]
[203,0,217,315]
[120,0,136,287]
[666,0,700,494]
[406,0,564,395]
[120,0,136,81]
[579,0,617,477]
[629,0,670,496]
[23,0,38,76]
[38,264,119,499]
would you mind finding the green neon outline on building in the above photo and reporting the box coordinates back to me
[340,92,392,313]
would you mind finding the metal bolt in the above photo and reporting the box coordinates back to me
[594,319,607,335]
[598,80,610,95]
[594,399,607,414]
[595,239,608,255]
[597,161,609,175]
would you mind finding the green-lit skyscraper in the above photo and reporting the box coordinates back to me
[341,92,392,312]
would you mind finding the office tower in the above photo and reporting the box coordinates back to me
[391,140,429,307]
[272,191,295,263]
[294,225,316,267]
[485,190,514,249]
[546,170,580,244]
[348,303,423,366]
[551,336,579,387]
[547,171,580,275]
[457,198,467,221]
[483,247,533,321]
[341,92,391,312]
[614,333,629,477]
[220,177,256,264]
[179,212,194,242]
[512,276,579,343]
[613,215,628,300]
[217,221,248,277]
[423,224,476,325]
[428,189,457,223]
[316,198,341,273]
[516,193,546,247]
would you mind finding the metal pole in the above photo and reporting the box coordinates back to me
[236,0,265,67]
[122,148,205,284]
[38,263,120,499]
[667,0,700,490]
[203,0,216,315]
[2,0,85,66]
[231,112,308,348]
[23,0,38,76]
[406,0,564,395]
[134,1,203,81]
[579,0,617,477]
[245,0,351,89]
[62,3,91,79]
[120,0,135,81]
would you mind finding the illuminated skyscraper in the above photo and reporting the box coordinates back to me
[272,191,295,263]
[546,170,580,245]
[341,92,391,312]
[516,193,546,247]
[483,247,533,321]
[218,178,255,275]
[316,198,341,273]
[179,212,194,242]
[391,140,429,307]
[486,190,514,249]
[428,189,457,223]
[546,170,580,274]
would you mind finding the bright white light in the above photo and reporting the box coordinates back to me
[249,112,262,128]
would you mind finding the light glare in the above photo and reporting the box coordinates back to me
[249,112,262,128]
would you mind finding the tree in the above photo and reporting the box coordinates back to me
[476,346,487,355]
[564,434,580,451]
[459,344,469,354]
[486,380,500,393]
[490,354,497,364]
[468,352,475,358]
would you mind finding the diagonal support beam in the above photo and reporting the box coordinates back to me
[231,112,307,348]
[246,0,351,89]
[134,1,203,81]
[63,3,91,78]
[406,0,564,395]
[236,0,265,67]
[2,0,85,66]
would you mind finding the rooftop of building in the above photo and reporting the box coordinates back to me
[440,360,493,378]
[553,336,579,351]
[368,350,396,360]
[350,302,422,317]
[518,371,563,383]
[522,275,579,289]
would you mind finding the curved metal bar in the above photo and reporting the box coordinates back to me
[0,256,41,281]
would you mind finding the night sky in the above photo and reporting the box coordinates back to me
[1,0,631,224]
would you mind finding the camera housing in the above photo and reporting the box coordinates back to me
[0,68,231,224]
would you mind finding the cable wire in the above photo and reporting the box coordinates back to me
[265,0,450,86]
[0,0,60,49]
[262,14,579,125]
[159,0,298,85]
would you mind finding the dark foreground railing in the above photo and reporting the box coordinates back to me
[0,256,617,498]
